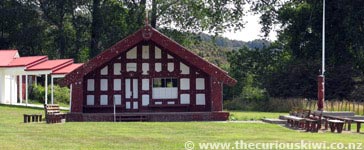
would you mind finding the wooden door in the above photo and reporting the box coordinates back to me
[125,78,139,111]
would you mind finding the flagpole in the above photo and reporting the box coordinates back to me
[317,0,325,111]
[322,0,325,75]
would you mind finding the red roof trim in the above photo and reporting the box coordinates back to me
[63,26,236,86]
[0,50,19,67]
[52,63,83,75]
[4,56,48,68]
[26,59,74,71]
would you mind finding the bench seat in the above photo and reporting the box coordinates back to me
[327,119,344,133]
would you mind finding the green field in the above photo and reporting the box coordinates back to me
[0,105,363,150]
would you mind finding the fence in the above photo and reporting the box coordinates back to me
[305,100,364,115]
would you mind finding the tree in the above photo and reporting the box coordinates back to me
[254,0,364,100]
[148,0,246,34]
[0,0,46,56]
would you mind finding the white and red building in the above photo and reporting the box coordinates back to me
[63,25,236,121]
[0,50,82,105]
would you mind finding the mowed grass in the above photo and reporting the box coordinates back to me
[229,111,287,121]
[0,105,363,150]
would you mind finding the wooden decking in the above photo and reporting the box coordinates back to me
[66,111,229,122]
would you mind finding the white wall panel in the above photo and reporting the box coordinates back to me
[100,95,108,105]
[126,63,137,72]
[167,63,174,72]
[180,94,190,104]
[142,46,149,59]
[155,47,162,59]
[100,66,108,75]
[113,79,121,91]
[133,101,138,109]
[125,79,131,98]
[196,94,206,105]
[87,79,95,91]
[133,79,138,98]
[86,95,94,105]
[196,78,205,90]
[155,63,162,72]
[180,63,190,74]
[180,78,190,90]
[153,88,177,99]
[126,47,137,59]
[142,95,149,106]
[113,63,121,75]
[100,79,108,91]
[142,63,149,75]
[126,102,131,109]
[114,95,121,105]
[142,79,149,90]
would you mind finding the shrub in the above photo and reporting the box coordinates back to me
[29,84,69,105]
[29,84,46,103]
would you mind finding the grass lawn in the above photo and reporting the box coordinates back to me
[0,105,363,150]
[229,111,287,121]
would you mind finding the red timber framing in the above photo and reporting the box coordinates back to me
[63,25,236,121]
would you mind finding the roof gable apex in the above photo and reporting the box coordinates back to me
[63,26,236,86]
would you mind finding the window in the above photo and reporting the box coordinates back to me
[153,78,177,87]
[152,78,178,99]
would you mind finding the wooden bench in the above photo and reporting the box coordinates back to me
[323,115,353,131]
[353,120,364,133]
[23,114,42,123]
[284,115,306,128]
[44,104,65,124]
[284,109,311,129]
[304,118,320,132]
[327,120,344,133]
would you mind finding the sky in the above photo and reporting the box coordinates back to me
[222,13,278,42]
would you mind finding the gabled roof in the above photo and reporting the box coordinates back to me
[63,26,237,86]
[0,50,19,67]
[52,63,83,75]
[7,56,48,68]
[26,59,74,72]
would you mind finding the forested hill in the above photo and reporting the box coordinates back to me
[160,28,271,68]
[198,33,271,50]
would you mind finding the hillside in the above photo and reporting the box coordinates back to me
[159,28,271,68]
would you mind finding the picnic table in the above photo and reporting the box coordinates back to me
[353,120,364,133]
[323,115,353,131]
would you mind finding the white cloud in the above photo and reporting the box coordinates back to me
[222,13,278,42]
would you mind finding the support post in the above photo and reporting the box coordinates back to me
[45,74,48,104]
[10,75,13,105]
[51,76,54,104]
[25,75,28,106]
[19,75,23,103]
[69,84,72,112]
[35,76,37,87]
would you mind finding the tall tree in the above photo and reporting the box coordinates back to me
[148,0,246,34]
[0,0,46,55]
[90,0,102,58]
[254,0,364,100]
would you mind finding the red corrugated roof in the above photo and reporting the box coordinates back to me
[26,59,73,71]
[7,56,48,67]
[52,63,83,75]
[0,50,19,67]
